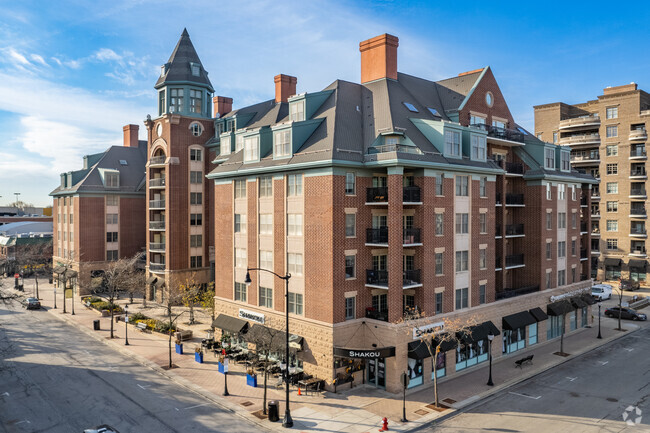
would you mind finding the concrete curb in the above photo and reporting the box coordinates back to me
[406,323,640,432]
[43,303,278,433]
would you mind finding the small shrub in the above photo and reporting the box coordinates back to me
[82,296,102,304]
[91,301,121,313]
[128,312,149,322]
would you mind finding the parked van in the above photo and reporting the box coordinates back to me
[591,284,613,301]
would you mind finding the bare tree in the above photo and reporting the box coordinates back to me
[16,242,52,299]
[400,308,480,408]
[53,256,77,314]
[244,320,285,415]
[614,282,626,331]
[179,275,202,325]
[162,275,188,369]
[102,254,140,339]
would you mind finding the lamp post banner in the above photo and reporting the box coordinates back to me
[334,347,396,359]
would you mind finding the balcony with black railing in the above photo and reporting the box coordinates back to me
[580,249,588,259]
[630,146,647,159]
[630,206,647,217]
[366,187,388,203]
[149,199,165,209]
[630,187,647,198]
[366,227,388,245]
[472,123,525,144]
[150,262,165,272]
[149,221,165,230]
[403,186,421,203]
[366,269,388,287]
[495,285,539,300]
[496,256,502,269]
[630,167,647,179]
[505,193,524,206]
[631,245,647,256]
[630,226,648,237]
[365,307,389,322]
[505,254,525,268]
[580,222,588,233]
[403,228,421,245]
[403,269,422,287]
[505,224,524,237]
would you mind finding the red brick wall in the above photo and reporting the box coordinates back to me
[78,196,106,262]
[273,177,286,311]
[213,182,233,298]
[458,68,515,128]
[119,196,146,259]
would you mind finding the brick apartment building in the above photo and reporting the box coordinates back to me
[143,29,216,300]
[49,127,147,294]
[201,33,597,393]
[535,84,650,283]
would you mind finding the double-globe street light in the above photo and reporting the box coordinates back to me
[245,268,293,428]
[486,333,494,386]
[125,305,130,346]
[597,302,602,339]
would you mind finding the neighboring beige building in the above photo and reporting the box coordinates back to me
[535,83,650,283]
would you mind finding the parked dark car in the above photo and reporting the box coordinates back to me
[84,425,120,433]
[605,307,647,321]
[25,298,41,310]
[620,279,641,291]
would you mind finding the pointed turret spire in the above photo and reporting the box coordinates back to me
[155,28,213,92]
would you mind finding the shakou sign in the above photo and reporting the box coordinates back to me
[333,347,396,359]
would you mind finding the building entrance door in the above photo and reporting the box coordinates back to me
[367,358,386,388]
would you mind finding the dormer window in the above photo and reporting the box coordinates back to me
[545,148,555,170]
[290,101,305,122]
[220,136,231,156]
[471,135,486,160]
[190,62,200,77]
[216,122,225,135]
[244,136,259,162]
[235,134,244,152]
[170,88,183,113]
[560,151,570,171]
[445,130,461,157]
[100,169,119,188]
[226,119,235,132]
[274,130,291,158]
[385,135,400,146]
[190,122,203,137]
[158,90,166,116]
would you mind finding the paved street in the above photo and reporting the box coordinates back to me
[426,324,650,433]
[0,296,265,433]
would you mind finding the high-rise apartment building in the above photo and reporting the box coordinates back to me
[50,125,147,293]
[535,83,650,282]
[203,33,597,393]
[143,29,217,300]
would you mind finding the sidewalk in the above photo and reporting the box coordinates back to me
[9,277,640,433]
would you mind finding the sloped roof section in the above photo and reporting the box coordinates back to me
[435,69,484,111]
[155,28,213,91]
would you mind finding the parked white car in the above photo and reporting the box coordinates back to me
[591,284,613,301]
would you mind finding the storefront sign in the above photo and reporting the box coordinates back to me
[413,321,445,339]
[239,308,265,324]
[333,347,396,359]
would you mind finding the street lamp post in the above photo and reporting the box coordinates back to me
[486,333,494,386]
[597,303,602,339]
[125,305,130,345]
[70,283,75,315]
[246,268,293,428]
[223,358,230,396]
[53,286,57,309]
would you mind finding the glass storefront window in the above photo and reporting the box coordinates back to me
[570,310,577,331]
[630,267,646,283]
[502,327,526,354]
[432,352,446,379]
[581,307,588,327]
[407,357,423,388]
[528,322,538,345]
[455,339,488,371]
[605,266,621,280]
[547,314,563,340]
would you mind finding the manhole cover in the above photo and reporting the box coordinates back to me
[607,397,619,402]
[240,401,254,407]
[414,409,429,416]
[442,398,456,404]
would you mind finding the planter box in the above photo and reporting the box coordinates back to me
[218,362,224,373]
[246,374,258,387]
[195,352,203,363]
[175,343,183,355]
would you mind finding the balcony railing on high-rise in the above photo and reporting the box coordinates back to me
[150,262,165,271]
[366,187,388,203]
[580,222,588,232]
[630,206,647,216]
[403,228,421,244]
[365,308,388,322]
[505,224,524,236]
[580,249,588,259]
[403,269,421,286]
[471,123,525,143]
[630,188,647,196]
[149,199,165,208]
[495,285,539,300]
[149,156,166,165]
[149,221,165,230]
[580,196,588,206]
[403,186,421,203]
[366,227,388,244]
[505,194,524,205]
[150,242,166,251]
[149,177,166,187]
[630,147,647,158]
[505,254,524,268]
[631,227,647,236]
[630,168,647,177]
[366,269,388,286]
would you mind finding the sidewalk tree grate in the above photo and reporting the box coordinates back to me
[426,404,449,412]
[240,401,254,407]
[442,398,456,404]
[414,409,429,416]
[251,410,267,419]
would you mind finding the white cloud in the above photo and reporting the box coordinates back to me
[94,48,122,62]
[7,48,30,66]
[30,53,48,66]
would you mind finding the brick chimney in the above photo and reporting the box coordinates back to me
[359,34,399,84]
[122,124,139,147]
[274,74,297,103]
[213,96,233,118]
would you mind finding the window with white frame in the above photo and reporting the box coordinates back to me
[455,287,468,310]
[189,89,202,114]
[553,132,558,143]
[345,296,356,320]
[345,213,356,237]
[288,293,303,315]
[445,130,461,157]
[190,234,202,247]
[479,249,487,269]
[456,176,469,196]
[479,284,486,304]
[561,152,570,171]
[290,101,305,122]
[571,185,576,201]
[235,248,246,268]
[606,125,618,138]
[259,177,273,197]
[558,212,566,229]
[259,287,273,308]
[345,255,356,279]
[479,177,487,197]
[170,88,183,113]
[546,241,552,259]
[607,239,618,250]
[435,253,443,275]
[606,144,618,156]
[546,212,552,230]
[607,201,618,212]
[234,282,247,302]
[244,136,259,162]
[190,121,203,136]
[479,213,487,233]
[190,213,202,226]
[455,213,469,234]
[190,171,203,184]
[288,253,303,274]
[259,214,273,234]
[470,115,485,126]
[190,192,202,205]
[190,257,203,271]
[234,180,246,198]
[558,269,566,286]
[572,212,577,229]
[345,173,356,195]
[606,220,618,231]
[104,171,119,188]
[558,184,565,200]
[234,214,247,233]
[571,240,576,256]
[435,174,444,195]
[546,183,552,200]
[606,163,618,175]
[235,134,244,152]
[260,250,273,269]
[435,213,444,235]
[558,241,566,258]
[606,182,618,194]
[455,250,469,272]
[545,148,555,170]
[106,213,118,224]
[471,135,486,160]
[220,135,231,155]
[606,107,618,119]
[190,148,202,161]
[287,174,303,196]
[287,214,303,236]
[274,130,291,157]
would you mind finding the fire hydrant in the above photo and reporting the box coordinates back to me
[379,417,389,431]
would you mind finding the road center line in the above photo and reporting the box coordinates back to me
[566,377,578,381]
[508,392,541,400]
[183,403,210,410]
[598,361,609,365]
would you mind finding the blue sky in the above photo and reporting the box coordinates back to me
[1,0,649,207]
